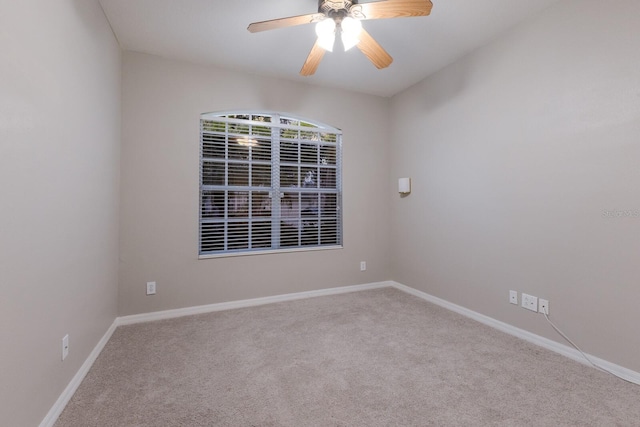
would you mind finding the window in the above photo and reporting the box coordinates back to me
[199,112,342,257]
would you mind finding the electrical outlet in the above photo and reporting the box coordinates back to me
[62,334,69,361]
[538,298,549,315]
[521,293,538,312]
[360,261,366,271]
[146,281,156,295]
[509,290,518,305]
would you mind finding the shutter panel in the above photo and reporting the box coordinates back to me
[200,112,342,257]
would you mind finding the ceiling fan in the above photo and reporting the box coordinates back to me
[248,0,433,76]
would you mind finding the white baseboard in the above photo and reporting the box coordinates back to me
[38,320,118,427]
[42,279,640,427]
[41,281,390,426]
[389,281,640,385]
[117,281,393,326]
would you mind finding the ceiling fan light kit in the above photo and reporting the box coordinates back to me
[315,16,362,52]
[248,0,433,76]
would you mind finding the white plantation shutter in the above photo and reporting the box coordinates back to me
[200,112,342,257]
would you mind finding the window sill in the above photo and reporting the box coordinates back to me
[198,245,343,260]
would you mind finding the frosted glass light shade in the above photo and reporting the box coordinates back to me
[341,17,362,51]
[316,19,336,52]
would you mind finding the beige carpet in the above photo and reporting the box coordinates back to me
[55,287,640,426]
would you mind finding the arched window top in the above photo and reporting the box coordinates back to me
[201,111,342,134]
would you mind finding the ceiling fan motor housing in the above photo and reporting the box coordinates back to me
[319,0,355,17]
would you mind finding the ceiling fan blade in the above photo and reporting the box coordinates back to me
[248,13,324,33]
[300,40,326,76]
[357,28,393,69]
[357,0,433,20]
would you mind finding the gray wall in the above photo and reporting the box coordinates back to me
[0,1,121,426]
[119,52,391,316]
[4,1,640,424]
[389,0,640,372]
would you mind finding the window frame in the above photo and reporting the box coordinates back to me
[199,111,343,259]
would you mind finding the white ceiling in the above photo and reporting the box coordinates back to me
[98,0,561,97]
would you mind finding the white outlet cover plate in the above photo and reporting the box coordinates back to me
[62,334,69,361]
[521,293,538,312]
[146,281,156,295]
[509,290,518,304]
[539,298,549,314]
